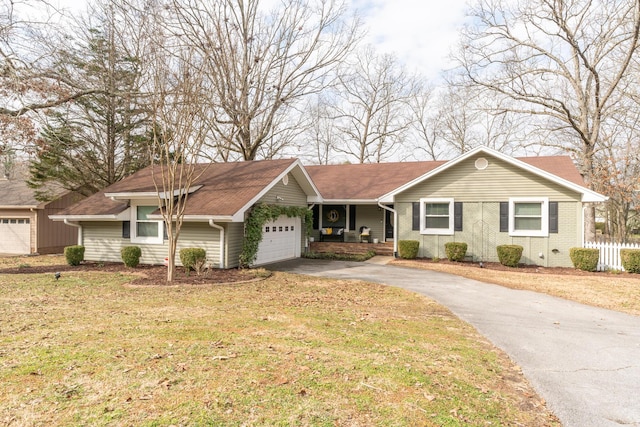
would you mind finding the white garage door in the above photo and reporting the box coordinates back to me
[254,215,300,266]
[0,218,31,254]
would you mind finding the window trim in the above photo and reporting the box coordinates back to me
[130,203,163,244]
[509,197,549,237]
[420,198,455,235]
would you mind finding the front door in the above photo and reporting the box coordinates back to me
[385,206,394,240]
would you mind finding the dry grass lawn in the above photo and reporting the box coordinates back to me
[0,255,559,426]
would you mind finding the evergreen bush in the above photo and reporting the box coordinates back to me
[569,247,599,272]
[620,249,640,273]
[444,242,467,262]
[64,245,85,266]
[180,248,207,275]
[399,240,419,259]
[496,245,523,267]
[121,246,142,268]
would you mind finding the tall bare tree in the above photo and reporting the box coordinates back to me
[144,10,211,283]
[331,46,418,163]
[169,0,361,161]
[455,0,640,239]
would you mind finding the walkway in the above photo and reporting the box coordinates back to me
[269,258,640,427]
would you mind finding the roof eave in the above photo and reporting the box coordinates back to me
[49,210,130,222]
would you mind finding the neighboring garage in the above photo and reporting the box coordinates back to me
[0,218,31,254]
[0,170,82,254]
[254,215,301,266]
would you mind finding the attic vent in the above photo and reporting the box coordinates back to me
[282,175,289,185]
[475,158,488,170]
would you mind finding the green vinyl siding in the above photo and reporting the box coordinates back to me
[396,154,581,203]
[259,172,308,207]
[397,200,581,268]
[224,222,245,269]
[82,221,221,267]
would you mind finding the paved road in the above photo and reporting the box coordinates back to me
[269,258,640,427]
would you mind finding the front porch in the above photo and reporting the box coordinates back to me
[309,241,394,256]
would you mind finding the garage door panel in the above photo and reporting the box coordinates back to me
[255,216,300,266]
[0,218,31,254]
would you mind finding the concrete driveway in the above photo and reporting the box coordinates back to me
[268,258,640,427]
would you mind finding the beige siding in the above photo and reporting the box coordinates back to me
[396,154,580,203]
[258,172,308,207]
[82,222,221,267]
[397,201,580,267]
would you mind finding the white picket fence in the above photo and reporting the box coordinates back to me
[583,241,640,271]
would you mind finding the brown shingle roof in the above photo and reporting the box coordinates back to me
[57,159,299,217]
[518,156,586,186]
[0,179,40,207]
[305,161,446,200]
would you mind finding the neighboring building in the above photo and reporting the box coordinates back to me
[52,147,607,268]
[0,175,82,255]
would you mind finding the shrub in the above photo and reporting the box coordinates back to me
[64,245,85,266]
[444,242,468,262]
[569,247,599,272]
[620,249,640,273]
[121,246,142,268]
[180,248,207,275]
[496,245,523,267]
[398,240,419,259]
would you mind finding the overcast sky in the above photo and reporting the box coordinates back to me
[49,0,470,81]
[351,0,470,80]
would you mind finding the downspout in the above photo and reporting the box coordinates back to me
[209,220,225,268]
[64,219,83,246]
[377,202,398,257]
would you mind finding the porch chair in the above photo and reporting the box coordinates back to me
[359,226,371,243]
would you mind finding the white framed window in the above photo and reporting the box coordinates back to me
[131,204,163,244]
[509,197,548,237]
[420,198,454,235]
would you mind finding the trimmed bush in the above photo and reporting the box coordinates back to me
[121,246,142,268]
[180,248,207,275]
[398,240,420,259]
[620,249,640,273]
[569,247,599,272]
[444,242,468,262]
[496,245,523,268]
[64,245,85,266]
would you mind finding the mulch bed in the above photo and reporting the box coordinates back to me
[397,258,640,278]
[0,262,262,286]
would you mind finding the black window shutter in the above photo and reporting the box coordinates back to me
[454,202,463,231]
[163,222,168,240]
[312,205,320,230]
[499,202,509,232]
[412,202,420,231]
[349,205,356,230]
[122,221,130,238]
[549,202,559,233]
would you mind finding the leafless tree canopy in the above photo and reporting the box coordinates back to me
[454,0,640,239]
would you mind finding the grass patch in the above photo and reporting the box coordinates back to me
[0,266,557,425]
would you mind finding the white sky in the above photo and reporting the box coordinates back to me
[351,0,470,80]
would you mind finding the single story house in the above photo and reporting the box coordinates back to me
[0,175,81,255]
[51,159,321,268]
[52,146,607,268]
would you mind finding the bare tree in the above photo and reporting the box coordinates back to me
[168,0,361,161]
[141,6,211,283]
[407,84,445,160]
[331,46,418,163]
[455,0,640,239]
[301,96,338,165]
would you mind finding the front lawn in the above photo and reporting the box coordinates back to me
[0,257,558,426]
